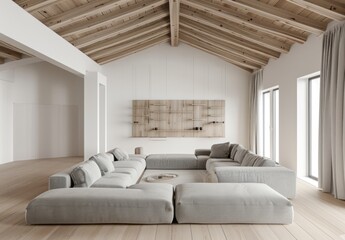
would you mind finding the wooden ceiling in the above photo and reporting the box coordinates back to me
[0,40,32,64]
[9,0,345,72]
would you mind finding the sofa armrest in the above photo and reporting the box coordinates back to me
[49,173,72,190]
[195,149,211,156]
[215,166,296,199]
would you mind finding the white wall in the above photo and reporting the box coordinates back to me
[0,61,84,163]
[263,35,323,171]
[103,43,251,154]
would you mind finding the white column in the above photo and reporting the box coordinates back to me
[84,72,107,160]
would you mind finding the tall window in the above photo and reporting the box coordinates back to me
[308,76,320,180]
[262,88,279,162]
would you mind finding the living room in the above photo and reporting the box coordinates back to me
[0,0,345,239]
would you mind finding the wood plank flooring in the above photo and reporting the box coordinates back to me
[0,157,345,240]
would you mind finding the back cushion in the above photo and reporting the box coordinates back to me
[229,144,239,159]
[90,153,115,175]
[209,142,230,158]
[234,145,248,163]
[111,148,129,161]
[260,158,276,167]
[70,161,102,187]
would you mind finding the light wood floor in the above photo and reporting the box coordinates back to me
[1,157,345,240]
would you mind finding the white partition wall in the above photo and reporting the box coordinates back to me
[84,72,107,160]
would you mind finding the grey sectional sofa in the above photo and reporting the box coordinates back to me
[26,142,296,225]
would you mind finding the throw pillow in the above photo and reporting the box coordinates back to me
[90,153,115,175]
[261,158,276,167]
[234,145,248,164]
[229,144,239,159]
[112,148,129,161]
[70,160,102,187]
[209,142,230,158]
[241,152,259,166]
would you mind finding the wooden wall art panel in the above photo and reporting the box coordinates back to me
[132,100,225,137]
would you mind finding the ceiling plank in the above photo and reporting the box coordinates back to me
[97,35,170,64]
[180,27,268,66]
[16,0,61,12]
[286,0,345,21]
[57,0,168,38]
[180,36,253,72]
[0,46,22,60]
[44,0,130,30]
[180,7,290,53]
[82,20,170,55]
[221,0,327,34]
[71,10,169,48]
[91,28,170,59]
[180,18,280,59]
[169,0,180,46]
[0,58,4,64]
[180,33,261,70]
[182,0,306,43]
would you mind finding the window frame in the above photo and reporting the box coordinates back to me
[307,75,320,180]
[262,87,279,163]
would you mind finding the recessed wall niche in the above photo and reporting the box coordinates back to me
[132,100,225,138]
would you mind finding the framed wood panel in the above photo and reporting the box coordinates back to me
[132,100,225,137]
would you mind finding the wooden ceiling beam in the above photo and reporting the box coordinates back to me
[180,32,261,70]
[169,0,180,46]
[180,27,268,66]
[82,20,170,55]
[58,0,168,38]
[180,35,254,72]
[0,58,4,64]
[44,0,130,30]
[221,0,327,34]
[97,35,170,64]
[180,7,290,53]
[91,28,170,60]
[0,46,22,60]
[182,0,306,44]
[180,18,280,59]
[286,0,345,21]
[16,0,61,12]
[72,10,169,48]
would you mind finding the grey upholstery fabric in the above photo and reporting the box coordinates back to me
[215,166,296,198]
[70,161,102,188]
[146,154,198,169]
[241,152,261,166]
[229,144,239,159]
[111,148,129,161]
[196,155,209,169]
[26,184,174,224]
[233,145,248,163]
[206,159,240,172]
[175,183,293,224]
[91,173,132,188]
[260,158,276,167]
[209,142,230,158]
[195,149,211,156]
[90,153,115,175]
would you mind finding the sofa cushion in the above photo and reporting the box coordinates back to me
[90,153,115,175]
[70,161,101,188]
[229,144,239,159]
[91,173,132,188]
[210,142,230,158]
[260,158,276,167]
[111,148,129,161]
[234,145,248,163]
[241,152,261,166]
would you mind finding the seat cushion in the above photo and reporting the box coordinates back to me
[70,161,101,188]
[209,142,230,158]
[113,168,139,185]
[90,153,115,175]
[208,161,240,173]
[26,184,174,224]
[206,158,232,171]
[91,173,132,188]
[175,183,293,224]
[114,160,145,177]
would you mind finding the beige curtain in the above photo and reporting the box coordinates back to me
[319,21,345,200]
[249,69,263,154]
